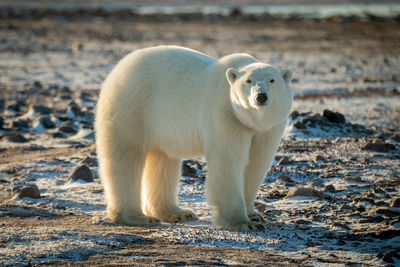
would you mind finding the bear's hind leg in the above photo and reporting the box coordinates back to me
[100,146,160,226]
[142,150,198,223]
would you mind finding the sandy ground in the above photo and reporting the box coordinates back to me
[0,8,400,266]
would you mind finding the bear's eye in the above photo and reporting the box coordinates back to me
[246,79,252,84]
[270,79,275,83]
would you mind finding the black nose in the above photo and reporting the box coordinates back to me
[256,93,268,104]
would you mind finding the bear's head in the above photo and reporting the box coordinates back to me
[226,63,293,131]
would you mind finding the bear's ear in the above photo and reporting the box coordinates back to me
[226,68,240,86]
[281,69,293,84]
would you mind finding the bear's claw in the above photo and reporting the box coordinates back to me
[162,210,198,223]
[248,213,266,223]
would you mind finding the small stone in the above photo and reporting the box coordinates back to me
[67,165,94,183]
[362,142,396,152]
[381,251,400,264]
[58,121,76,133]
[374,208,400,217]
[28,104,52,115]
[35,115,55,129]
[285,187,325,199]
[323,109,346,123]
[277,175,294,182]
[289,110,299,120]
[13,184,41,199]
[388,133,400,142]
[10,119,31,129]
[390,198,400,207]
[80,156,98,167]
[30,81,43,90]
[315,154,326,162]
[293,121,306,130]
[1,133,28,143]
[277,156,291,165]
[67,102,85,117]
[324,184,336,193]
[51,132,67,139]
[181,160,198,177]
[0,116,3,129]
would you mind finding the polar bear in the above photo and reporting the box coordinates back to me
[95,46,293,231]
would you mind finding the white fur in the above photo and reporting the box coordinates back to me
[95,45,293,231]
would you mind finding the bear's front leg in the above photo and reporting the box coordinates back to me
[205,129,265,232]
[244,122,287,223]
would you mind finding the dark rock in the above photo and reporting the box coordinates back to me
[323,109,346,123]
[277,156,291,165]
[58,121,76,133]
[381,251,400,264]
[360,216,384,223]
[362,142,396,152]
[1,133,28,143]
[29,104,52,115]
[390,197,400,207]
[67,102,85,117]
[13,184,41,199]
[10,119,31,129]
[324,184,336,193]
[315,154,326,162]
[289,110,299,120]
[0,116,3,129]
[293,121,306,130]
[277,175,294,182]
[388,133,400,142]
[181,160,198,177]
[30,80,43,91]
[67,165,94,183]
[35,115,55,129]
[266,189,286,199]
[51,132,67,139]
[374,208,400,217]
[80,156,98,167]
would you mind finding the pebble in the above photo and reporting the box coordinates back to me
[381,250,400,264]
[58,121,76,133]
[28,104,52,115]
[388,133,400,142]
[277,175,294,182]
[80,156,98,167]
[35,115,55,129]
[13,184,41,199]
[277,156,291,165]
[0,116,3,129]
[289,110,299,120]
[181,160,198,177]
[315,154,326,162]
[285,187,325,199]
[362,142,396,152]
[390,197,400,207]
[323,109,346,123]
[374,208,400,217]
[1,133,28,143]
[10,119,30,129]
[67,165,94,183]
[324,184,337,193]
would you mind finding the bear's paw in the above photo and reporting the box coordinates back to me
[114,215,161,226]
[248,212,266,223]
[226,221,266,232]
[161,210,198,223]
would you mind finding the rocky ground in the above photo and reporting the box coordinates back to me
[0,5,400,266]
